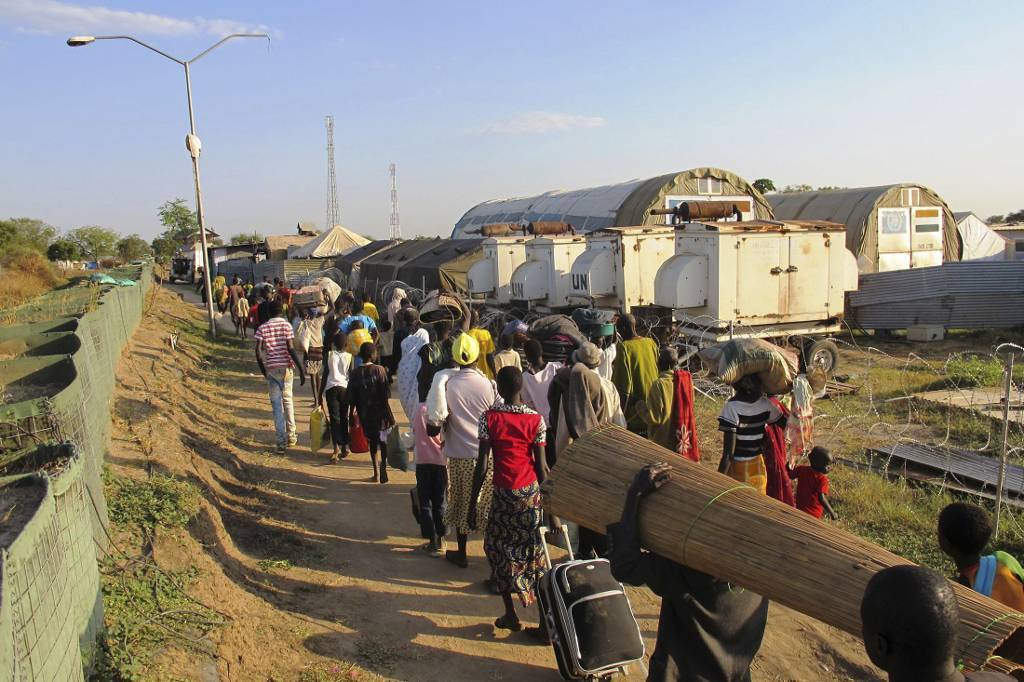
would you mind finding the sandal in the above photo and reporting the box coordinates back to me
[494,614,523,631]
[444,551,468,568]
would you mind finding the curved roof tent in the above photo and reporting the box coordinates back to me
[768,184,961,273]
[451,167,773,238]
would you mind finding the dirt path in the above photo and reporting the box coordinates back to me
[107,285,881,681]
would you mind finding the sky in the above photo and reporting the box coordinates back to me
[0,0,1021,242]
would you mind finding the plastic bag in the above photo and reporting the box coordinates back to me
[386,427,413,472]
[699,338,799,395]
[348,415,369,454]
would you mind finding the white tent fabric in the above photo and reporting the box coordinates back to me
[956,213,1007,261]
[289,225,370,259]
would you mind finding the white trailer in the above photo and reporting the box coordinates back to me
[569,226,676,312]
[466,235,531,305]
[509,234,588,311]
[654,220,859,372]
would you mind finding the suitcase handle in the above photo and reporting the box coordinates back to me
[538,524,574,568]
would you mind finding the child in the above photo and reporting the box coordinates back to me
[413,402,447,556]
[790,446,838,520]
[489,333,522,376]
[347,343,395,483]
[346,319,373,365]
[938,502,1024,611]
[321,331,352,462]
[717,374,785,495]
[469,366,547,635]
[860,565,1016,681]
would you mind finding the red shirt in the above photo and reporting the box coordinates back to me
[254,317,294,369]
[793,466,829,519]
[478,404,546,490]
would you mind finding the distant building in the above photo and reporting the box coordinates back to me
[296,221,319,236]
[769,184,959,273]
[991,222,1024,261]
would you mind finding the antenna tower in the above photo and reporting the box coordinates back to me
[325,116,341,229]
[389,162,401,239]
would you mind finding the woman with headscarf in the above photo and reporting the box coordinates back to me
[387,287,407,326]
[612,313,660,435]
[397,308,430,421]
[547,341,623,558]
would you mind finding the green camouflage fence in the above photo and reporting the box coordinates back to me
[0,264,152,679]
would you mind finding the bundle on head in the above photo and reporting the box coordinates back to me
[419,289,465,325]
[698,338,799,395]
[528,314,586,364]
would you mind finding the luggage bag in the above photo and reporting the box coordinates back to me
[537,525,646,680]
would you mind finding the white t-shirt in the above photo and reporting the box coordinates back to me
[522,361,562,422]
[598,344,616,381]
[323,350,353,391]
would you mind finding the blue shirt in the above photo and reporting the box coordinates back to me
[339,314,377,335]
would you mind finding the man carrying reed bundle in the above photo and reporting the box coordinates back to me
[607,463,768,681]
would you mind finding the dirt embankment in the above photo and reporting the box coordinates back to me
[105,284,881,681]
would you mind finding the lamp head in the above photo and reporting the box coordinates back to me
[66,36,96,47]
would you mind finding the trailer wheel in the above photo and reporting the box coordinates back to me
[804,339,840,375]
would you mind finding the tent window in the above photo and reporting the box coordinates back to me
[900,188,920,206]
[697,177,723,195]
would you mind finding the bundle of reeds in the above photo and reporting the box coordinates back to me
[542,425,1024,675]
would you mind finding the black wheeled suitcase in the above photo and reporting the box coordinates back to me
[537,525,646,680]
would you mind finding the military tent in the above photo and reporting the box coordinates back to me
[768,184,961,273]
[451,167,772,238]
[356,239,445,295]
[396,239,484,293]
[335,240,400,286]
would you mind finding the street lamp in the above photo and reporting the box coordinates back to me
[67,33,270,338]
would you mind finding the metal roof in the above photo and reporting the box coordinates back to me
[451,167,772,238]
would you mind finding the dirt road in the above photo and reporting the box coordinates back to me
[107,285,880,680]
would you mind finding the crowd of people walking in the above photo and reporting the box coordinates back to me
[237,278,1024,682]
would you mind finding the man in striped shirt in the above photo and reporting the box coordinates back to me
[255,299,306,452]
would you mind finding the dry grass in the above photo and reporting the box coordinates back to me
[0,252,63,310]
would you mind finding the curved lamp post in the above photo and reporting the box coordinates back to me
[68,33,270,338]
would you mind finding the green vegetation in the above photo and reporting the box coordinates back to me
[95,470,218,679]
[116,234,153,262]
[67,225,120,262]
[257,558,294,571]
[106,472,201,536]
[230,231,264,245]
[95,563,226,680]
[793,332,1024,572]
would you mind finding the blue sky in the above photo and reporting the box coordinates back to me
[0,0,1021,241]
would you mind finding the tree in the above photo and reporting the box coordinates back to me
[781,184,813,193]
[987,215,1006,225]
[1007,209,1024,223]
[68,226,119,262]
[151,235,180,263]
[158,198,199,242]
[752,178,776,194]
[816,185,847,191]
[47,239,81,261]
[229,232,264,245]
[0,217,57,256]
[116,234,152,262]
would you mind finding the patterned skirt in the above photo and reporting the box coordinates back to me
[727,455,768,495]
[484,481,545,606]
[446,457,493,535]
